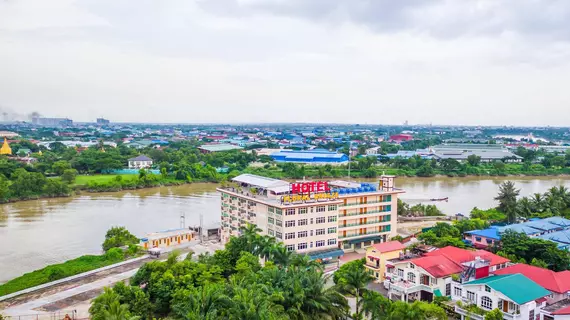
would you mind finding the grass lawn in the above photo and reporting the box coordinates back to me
[74,174,136,186]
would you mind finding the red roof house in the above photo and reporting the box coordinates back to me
[424,246,510,268]
[494,263,570,294]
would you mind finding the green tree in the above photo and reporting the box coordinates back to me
[102,301,140,320]
[359,290,391,320]
[52,160,72,175]
[102,227,139,252]
[466,154,481,166]
[335,259,373,318]
[171,284,231,320]
[494,181,520,223]
[485,308,504,320]
[61,169,78,184]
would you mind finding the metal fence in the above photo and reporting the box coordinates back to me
[3,310,78,320]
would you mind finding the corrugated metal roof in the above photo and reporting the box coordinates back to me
[232,174,289,189]
[464,274,551,304]
[199,144,243,152]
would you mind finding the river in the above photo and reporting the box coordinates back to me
[2,176,570,284]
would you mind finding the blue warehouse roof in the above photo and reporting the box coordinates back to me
[271,150,349,163]
[465,227,502,240]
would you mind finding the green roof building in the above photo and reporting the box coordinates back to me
[453,274,550,320]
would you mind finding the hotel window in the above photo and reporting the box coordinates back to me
[298,219,308,226]
[485,285,491,292]
[310,230,313,236]
[285,220,296,228]
[298,243,307,250]
[299,207,307,214]
[298,231,308,238]
[446,283,451,296]
[407,272,416,284]
[454,287,462,297]
[467,291,475,302]
[276,219,283,227]
[397,269,404,277]
[481,296,492,310]
[310,218,314,224]
[316,240,325,247]
[316,217,325,224]
[328,227,337,234]
[316,228,325,236]
[328,238,337,245]
[328,205,337,211]
[275,208,282,215]
[268,229,274,236]
[286,244,295,252]
[286,208,296,216]
[268,217,274,224]
[328,216,337,222]
[276,232,282,239]
[285,232,295,240]
[268,207,275,213]
[317,206,326,213]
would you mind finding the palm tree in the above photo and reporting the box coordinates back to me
[359,290,391,320]
[257,236,277,261]
[288,254,323,270]
[517,197,533,218]
[239,223,262,253]
[530,193,544,212]
[299,271,349,319]
[335,264,373,318]
[494,181,520,223]
[227,286,286,320]
[386,301,426,320]
[548,186,570,207]
[270,245,292,266]
[172,285,231,320]
[102,301,140,320]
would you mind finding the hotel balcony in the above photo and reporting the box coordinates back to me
[339,200,392,209]
[339,220,391,229]
[339,230,389,240]
[339,210,392,219]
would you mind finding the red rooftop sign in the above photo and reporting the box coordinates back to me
[291,181,330,194]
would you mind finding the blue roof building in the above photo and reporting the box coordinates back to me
[270,150,349,164]
[464,216,570,250]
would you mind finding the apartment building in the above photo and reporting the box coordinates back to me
[217,174,403,258]
[218,174,342,259]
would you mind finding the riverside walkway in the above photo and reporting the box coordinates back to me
[1,241,224,320]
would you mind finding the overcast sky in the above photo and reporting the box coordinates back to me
[1,0,570,126]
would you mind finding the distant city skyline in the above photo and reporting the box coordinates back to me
[1,1,570,126]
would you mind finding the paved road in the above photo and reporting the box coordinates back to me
[2,241,223,319]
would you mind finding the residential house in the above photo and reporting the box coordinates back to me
[198,144,243,153]
[465,217,570,250]
[453,274,550,320]
[365,241,405,281]
[128,155,153,169]
[493,263,570,304]
[385,246,509,303]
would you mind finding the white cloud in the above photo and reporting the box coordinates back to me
[0,0,569,125]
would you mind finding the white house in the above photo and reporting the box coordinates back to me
[452,274,550,320]
[128,155,153,169]
[385,246,509,303]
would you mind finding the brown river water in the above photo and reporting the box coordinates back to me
[2,176,570,283]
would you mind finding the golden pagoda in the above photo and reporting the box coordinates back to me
[0,138,12,155]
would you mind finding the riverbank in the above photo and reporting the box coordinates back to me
[2,168,570,206]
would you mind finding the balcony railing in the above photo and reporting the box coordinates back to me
[339,200,391,207]
[339,210,391,218]
[339,230,389,239]
[339,220,390,229]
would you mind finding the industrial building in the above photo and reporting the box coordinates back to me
[270,149,349,164]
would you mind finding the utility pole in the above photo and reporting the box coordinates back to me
[180,212,186,229]
[199,214,204,243]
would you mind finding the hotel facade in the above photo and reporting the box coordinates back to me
[217,174,403,258]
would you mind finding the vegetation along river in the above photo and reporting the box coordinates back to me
[2,176,570,284]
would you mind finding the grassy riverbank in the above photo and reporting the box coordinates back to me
[0,250,129,297]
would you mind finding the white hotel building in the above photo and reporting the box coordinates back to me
[217,174,403,258]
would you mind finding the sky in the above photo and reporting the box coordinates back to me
[1,0,570,126]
